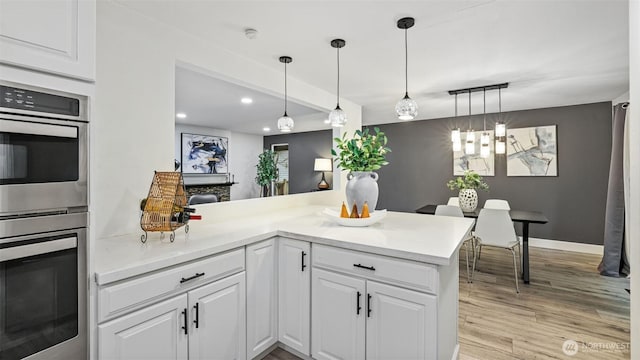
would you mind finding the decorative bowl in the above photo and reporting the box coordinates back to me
[322,208,387,227]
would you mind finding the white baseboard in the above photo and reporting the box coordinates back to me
[524,237,604,255]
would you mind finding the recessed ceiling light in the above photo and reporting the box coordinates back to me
[176,113,187,119]
[263,127,271,132]
[241,97,253,104]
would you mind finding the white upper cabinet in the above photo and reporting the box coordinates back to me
[0,0,95,81]
[278,238,311,355]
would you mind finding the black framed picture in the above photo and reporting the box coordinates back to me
[181,133,228,174]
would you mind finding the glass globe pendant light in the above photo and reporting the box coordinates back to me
[277,56,294,132]
[328,39,347,127]
[395,17,418,121]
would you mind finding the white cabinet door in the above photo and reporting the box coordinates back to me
[278,238,310,355]
[311,268,365,360]
[246,239,278,358]
[365,281,437,360]
[0,0,95,80]
[98,295,188,360]
[188,272,246,360]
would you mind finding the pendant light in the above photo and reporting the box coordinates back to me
[480,89,491,158]
[451,94,461,151]
[395,17,418,121]
[465,91,475,155]
[277,56,294,132]
[328,39,347,127]
[495,87,506,154]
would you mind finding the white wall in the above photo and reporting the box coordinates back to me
[629,0,639,356]
[175,124,263,200]
[94,0,362,240]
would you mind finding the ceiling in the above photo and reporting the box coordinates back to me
[175,66,328,135]
[121,0,629,127]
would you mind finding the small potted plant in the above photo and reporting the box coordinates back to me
[255,149,278,197]
[331,127,391,213]
[446,170,489,212]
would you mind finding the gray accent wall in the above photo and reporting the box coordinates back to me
[372,102,612,245]
[264,130,333,194]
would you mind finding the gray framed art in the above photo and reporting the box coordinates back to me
[506,125,557,176]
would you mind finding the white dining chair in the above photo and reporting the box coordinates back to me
[472,208,521,293]
[483,199,511,210]
[447,197,460,207]
[435,205,474,283]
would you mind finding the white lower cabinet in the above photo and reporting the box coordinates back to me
[278,238,311,355]
[246,239,278,358]
[311,268,366,360]
[189,272,247,360]
[365,281,436,360]
[311,245,439,360]
[98,272,246,360]
[98,295,188,360]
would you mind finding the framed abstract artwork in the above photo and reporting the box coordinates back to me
[453,130,495,176]
[181,133,228,174]
[506,125,557,176]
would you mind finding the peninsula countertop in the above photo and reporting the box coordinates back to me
[94,206,475,286]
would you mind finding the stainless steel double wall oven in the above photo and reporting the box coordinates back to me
[0,80,88,360]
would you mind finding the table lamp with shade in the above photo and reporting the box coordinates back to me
[314,158,332,190]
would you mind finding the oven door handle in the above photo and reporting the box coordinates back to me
[0,118,77,138]
[0,237,77,262]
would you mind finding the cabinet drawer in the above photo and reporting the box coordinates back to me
[98,248,244,322]
[312,244,438,294]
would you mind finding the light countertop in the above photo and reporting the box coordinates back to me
[94,206,475,286]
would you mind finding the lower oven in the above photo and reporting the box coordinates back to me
[0,212,87,360]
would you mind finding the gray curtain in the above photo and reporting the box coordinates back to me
[599,103,628,277]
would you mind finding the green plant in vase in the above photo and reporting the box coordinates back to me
[331,127,391,214]
[446,170,489,212]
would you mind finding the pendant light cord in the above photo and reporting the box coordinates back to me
[405,28,408,95]
[455,94,458,117]
[483,88,486,131]
[284,61,288,114]
[499,87,502,119]
[336,46,340,106]
[468,91,472,129]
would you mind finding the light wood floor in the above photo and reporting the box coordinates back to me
[265,247,630,360]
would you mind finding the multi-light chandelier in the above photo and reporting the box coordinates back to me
[448,83,509,156]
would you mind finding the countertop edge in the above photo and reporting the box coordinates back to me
[95,212,474,286]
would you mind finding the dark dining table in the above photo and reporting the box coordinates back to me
[415,204,548,284]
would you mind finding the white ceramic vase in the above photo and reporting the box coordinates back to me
[345,171,379,213]
[459,189,478,212]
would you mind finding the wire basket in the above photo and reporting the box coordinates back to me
[140,171,189,243]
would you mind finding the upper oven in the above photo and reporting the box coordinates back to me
[0,81,88,215]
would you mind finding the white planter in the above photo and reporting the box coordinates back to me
[345,172,379,214]
[458,189,478,212]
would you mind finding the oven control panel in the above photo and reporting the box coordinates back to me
[1,85,80,117]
